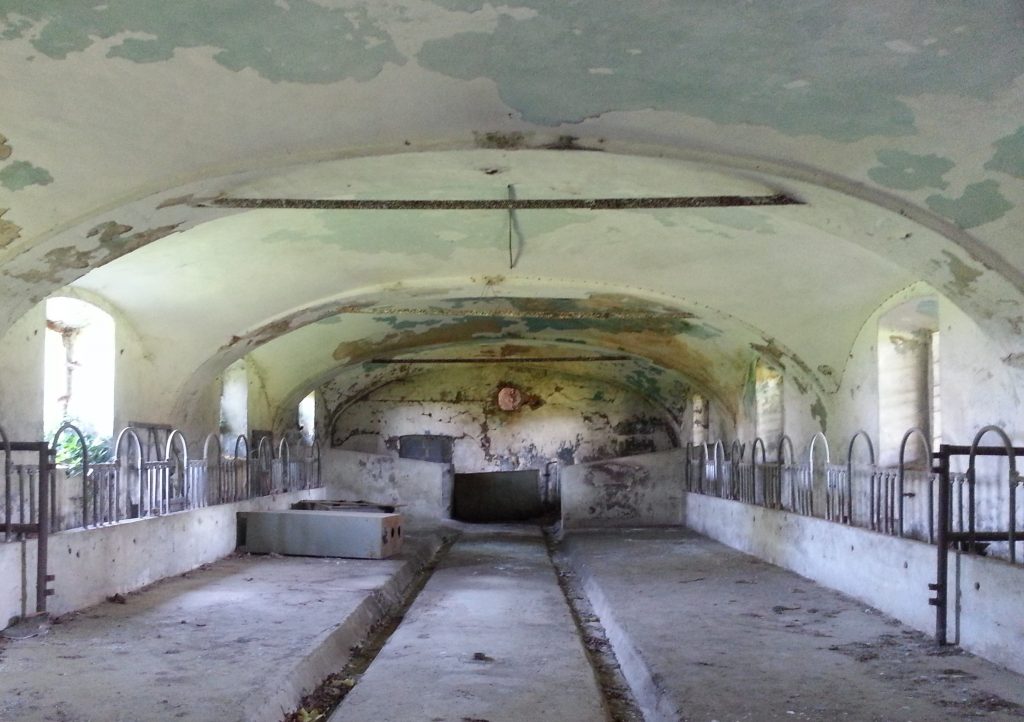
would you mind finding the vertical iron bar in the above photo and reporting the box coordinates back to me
[36,445,49,614]
[935,447,950,645]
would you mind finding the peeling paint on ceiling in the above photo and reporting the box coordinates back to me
[868,150,954,191]
[985,127,1024,179]
[0,1,403,83]
[926,180,1013,230]
[417,1,1022,139]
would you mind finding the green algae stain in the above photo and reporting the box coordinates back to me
[0,160,53,191]
[0,2,402,83]
[417,2,1022,140]
[867,149,953,191]
[985,126,1024,179]
[926,180,1013,229]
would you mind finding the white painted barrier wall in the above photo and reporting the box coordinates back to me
[562,450,685,529]
[1,488,324,627]
[683,491,1024,676]
[322,449,453,521]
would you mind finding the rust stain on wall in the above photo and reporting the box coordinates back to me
[940,250,983,298]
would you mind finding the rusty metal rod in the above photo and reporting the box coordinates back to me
[194,192,803,211]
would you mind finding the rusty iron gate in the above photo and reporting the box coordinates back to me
[1,429,54,617]
[931,427,1021,645]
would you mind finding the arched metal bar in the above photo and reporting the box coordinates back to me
[751,437,767,508]
[751,437,767,465]
[846,430,876,527]
[713,440,726,497]
[113,426,144,521]
[203,433,222,462]
[278,437,292,490]
[1,424,12,541]
[50,422,90,527]
[777,435,795,465]
[233,434,250,501]
[256,435,274,495]
[202,433,223,505]
[897,427,930,539]
[730,440,745,463]
[807,432,830,519]
[313,439,322,487]
[967,425,1017,561]
[164,430,189,511]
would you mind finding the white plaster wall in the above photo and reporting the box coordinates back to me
[0,487,324,627]
[682,492,1024,677]
[329,367,679,473]
[322,448,453,521]
[561,449,685,529]
[833,285,1024,461]
[0,303,45,441]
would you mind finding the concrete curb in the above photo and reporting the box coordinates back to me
[247,532,450,722]
[560,535,682,722]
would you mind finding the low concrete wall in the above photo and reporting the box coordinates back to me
[323,449,453,521]
[683,492,1024,676]
[562,450,684,529]
[1,488,324,627]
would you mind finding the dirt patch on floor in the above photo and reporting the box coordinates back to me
[831,630,1024,719]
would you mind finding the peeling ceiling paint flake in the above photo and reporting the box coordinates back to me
[0,160,53,191]
[925,180,1013,229]
[0,208,21,249]
[984,126,1024,179]
[867,149,953,191]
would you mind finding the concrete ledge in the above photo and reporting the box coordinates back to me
[682,491,1024,676]
[1,488,326,626]
[323,449,453,521]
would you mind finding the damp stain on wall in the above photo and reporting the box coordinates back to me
[936,250,983,299]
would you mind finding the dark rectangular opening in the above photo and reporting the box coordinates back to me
[398,434,453,463]
[453,470,545,523]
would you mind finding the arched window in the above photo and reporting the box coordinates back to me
[878,297,939,465]
[691,394,708,445]
[220,358,249,450]
[755,363,784,445]
[43,297,114,440]
[297,391,316,445]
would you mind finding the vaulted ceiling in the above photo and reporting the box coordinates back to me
[0,2,1021,425]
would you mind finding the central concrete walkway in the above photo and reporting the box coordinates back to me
[330,526,608,722]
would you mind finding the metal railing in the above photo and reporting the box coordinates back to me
[684,426,1023,565]
[1,423,322,536]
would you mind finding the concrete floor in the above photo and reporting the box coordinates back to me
[2,525,1023,722]
[559,528,1024,722]
[330,526,607,722]
[0,532,445,722]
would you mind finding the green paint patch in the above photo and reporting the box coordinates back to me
[985,126,1024,178]
[0,2,402,83]
[867,149,953,191]
[926,180,1012,229]
[0,160,53,191]
[418,3,1021,140]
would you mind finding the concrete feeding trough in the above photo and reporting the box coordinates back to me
[239,509,403,559]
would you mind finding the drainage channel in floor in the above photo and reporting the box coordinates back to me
[281,533,459,722]
[544,527,646,722]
